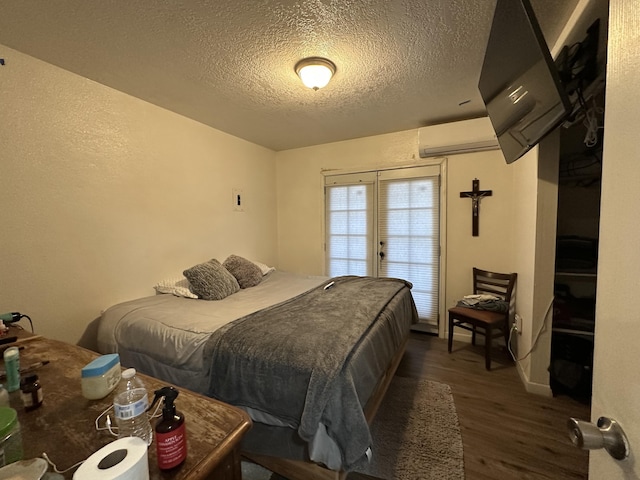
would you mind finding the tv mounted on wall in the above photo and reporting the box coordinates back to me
[478,0,572,164]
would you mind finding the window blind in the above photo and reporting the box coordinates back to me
[378,173,440,322]
[325,173,375,277]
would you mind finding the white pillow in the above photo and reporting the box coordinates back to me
[154,276,199,299]
[251,260,275,276]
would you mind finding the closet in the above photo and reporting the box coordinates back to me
[549,91,604,403]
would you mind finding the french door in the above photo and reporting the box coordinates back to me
[324,165,441,328]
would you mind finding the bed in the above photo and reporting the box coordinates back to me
[97,263,418,480]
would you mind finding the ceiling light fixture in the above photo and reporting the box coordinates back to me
[295,57,336,91]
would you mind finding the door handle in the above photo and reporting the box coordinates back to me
[568,417,630,460]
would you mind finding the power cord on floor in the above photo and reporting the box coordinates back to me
[507,298,554,363]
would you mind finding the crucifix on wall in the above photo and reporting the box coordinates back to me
[460,178,492,236]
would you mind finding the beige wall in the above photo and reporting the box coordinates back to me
[1,44,554,392]
[444,150,515,310]
[0,45,278,345]
[509,136,561,392]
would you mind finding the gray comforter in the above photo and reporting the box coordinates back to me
[204,275,413,471]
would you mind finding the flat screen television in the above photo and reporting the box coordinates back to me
[478,0,572,164]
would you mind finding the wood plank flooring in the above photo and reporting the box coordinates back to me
[348,332,590,480]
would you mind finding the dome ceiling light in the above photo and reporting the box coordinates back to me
[295,57,336,91]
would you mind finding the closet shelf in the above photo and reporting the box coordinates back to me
[555,270,597,278]
[553,327,595,338]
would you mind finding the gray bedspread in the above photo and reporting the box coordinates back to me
[204,275,413,471]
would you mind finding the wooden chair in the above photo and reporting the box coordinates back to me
[448,268,517,370]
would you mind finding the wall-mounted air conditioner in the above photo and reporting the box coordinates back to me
[418,117,500,158]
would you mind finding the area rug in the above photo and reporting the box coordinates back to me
[242,376,465,480]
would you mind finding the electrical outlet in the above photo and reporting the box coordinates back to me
[515,313,523,335]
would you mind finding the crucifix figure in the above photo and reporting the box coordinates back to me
[460,178,492,236]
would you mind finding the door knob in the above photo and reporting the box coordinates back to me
[568,417,630,460]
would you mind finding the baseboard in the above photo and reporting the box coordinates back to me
[451,331,472,343]
[450,330,554,397]
[411,322,438,335]
[515,360,553,397]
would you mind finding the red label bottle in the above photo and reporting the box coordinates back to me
[156,421,187,469]
[150,386,187,470]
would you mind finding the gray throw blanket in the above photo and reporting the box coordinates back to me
[456,297,509,312]
[204,275,412,471]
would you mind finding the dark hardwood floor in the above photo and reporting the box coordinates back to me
[349,332,590,480]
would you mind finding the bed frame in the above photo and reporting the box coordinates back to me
[242,335,409,480]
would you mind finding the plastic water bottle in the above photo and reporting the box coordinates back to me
[113,368,153,445]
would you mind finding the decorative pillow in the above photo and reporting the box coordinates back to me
[154,276,199,299]
[183,259,240,300]
[251,259,276,276]
[223,255,263,288]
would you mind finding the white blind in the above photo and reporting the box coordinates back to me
[325,175,374,277]
[378,171,440,322]
[325,167,441,325]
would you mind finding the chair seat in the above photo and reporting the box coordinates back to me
[448,306,506,325]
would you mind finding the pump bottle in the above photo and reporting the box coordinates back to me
[149,386,187,469]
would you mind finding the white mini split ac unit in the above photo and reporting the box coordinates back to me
[418,117,500,158]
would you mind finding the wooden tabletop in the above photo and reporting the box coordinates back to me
[2,328,251,479]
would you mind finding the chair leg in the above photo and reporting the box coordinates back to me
[448,315,454,353]
[485,325,492,370]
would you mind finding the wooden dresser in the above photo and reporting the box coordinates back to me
[2,329,252,479]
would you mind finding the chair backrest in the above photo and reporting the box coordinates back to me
[473,268,517,303]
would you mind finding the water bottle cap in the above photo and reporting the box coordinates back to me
[121,368,136,379]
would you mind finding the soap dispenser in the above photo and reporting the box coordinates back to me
[149,386,187,469]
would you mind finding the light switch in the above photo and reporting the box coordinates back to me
[232,188,244,212]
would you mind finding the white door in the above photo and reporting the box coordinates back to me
[324,165,442,329]
[588,0,640,477]
[377,168,440,329]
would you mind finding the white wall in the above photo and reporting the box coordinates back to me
[0,45,278,345]
[275,127,516,338]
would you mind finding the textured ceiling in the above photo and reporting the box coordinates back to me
[0,0,579,151]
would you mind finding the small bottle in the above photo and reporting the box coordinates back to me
[149,387,187,469]
[113,368,153,446]
[20,375,43,411]
[0,385,9,408]
[3,348,20,393]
